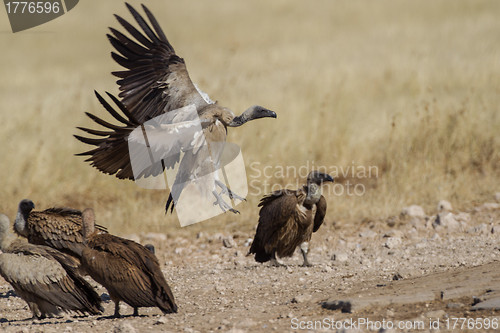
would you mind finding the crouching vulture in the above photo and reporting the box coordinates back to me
[80,208,177,317]
[248,171,334,267]
[74,3,276,215]
[0,214,102,319]
[14,199,107,267]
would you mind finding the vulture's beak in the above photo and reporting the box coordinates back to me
[264,109,277,119]
[324,174,334,182]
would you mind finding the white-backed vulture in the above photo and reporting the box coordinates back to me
[74,3,276,215]
[14,199,107,262]
[248,171,334,267]
[80,208,177,317]
[0,214,103,319]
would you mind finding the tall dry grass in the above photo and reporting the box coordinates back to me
[0,0,499,236]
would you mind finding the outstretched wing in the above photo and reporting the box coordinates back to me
[109,3,210,122]
[312,195,327,232]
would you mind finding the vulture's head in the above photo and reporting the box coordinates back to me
[18,199,35,216]
[229,105,277,127]
[307,171,334,185]
[82,208,96,240]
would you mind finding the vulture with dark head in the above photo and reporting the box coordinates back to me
[74,3,276,215]
[0,214,103,319]
[248,171,334,267]
[14,199,107,264]
[80,208,177,317]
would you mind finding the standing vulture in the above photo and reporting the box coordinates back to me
[248,171,334,267]
[14,199,107,263]
[80,208,177,317]
[74,3,276,215]
[0,214,103,319]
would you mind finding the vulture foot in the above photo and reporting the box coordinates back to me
[215,180,246,202]
[212,190,239,214]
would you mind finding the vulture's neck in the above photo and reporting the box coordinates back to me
[228,113,250,127]
[14,211,28,237]
[304,183,321,206]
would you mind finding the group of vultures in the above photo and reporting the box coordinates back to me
[0,3,334,319]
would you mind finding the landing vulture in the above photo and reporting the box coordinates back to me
[80,208,177,317]
[74,3,276,215]
[14,199,107,263]
[248,171,334,267]
[0,214,103,319]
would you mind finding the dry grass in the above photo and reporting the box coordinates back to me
[0,0,499,236]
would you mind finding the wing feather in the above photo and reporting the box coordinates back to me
[313,195,327,233]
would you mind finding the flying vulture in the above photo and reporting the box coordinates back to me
[248,171,334,267]
[14,199,107,266]
[0,214,103,319]
[74,3,276,216]
[80,208,177,317]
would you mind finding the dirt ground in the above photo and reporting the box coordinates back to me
[1,202,499,333]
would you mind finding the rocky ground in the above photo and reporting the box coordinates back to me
[1,199,499,332]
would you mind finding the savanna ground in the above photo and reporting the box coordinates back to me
[0,0,499,332]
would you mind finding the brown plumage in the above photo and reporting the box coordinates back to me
[74,3,276,214]
[248,171,333,267]
[80,208,177,317]
[14,199,107,262]
[0,214,103,319]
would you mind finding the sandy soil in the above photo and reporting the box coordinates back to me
[1,203,499,333]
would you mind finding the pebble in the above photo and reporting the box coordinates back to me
[401,205,426,218]
[331,252,349,262]
[222,236,237,248]
[481,203,500,210]
[114,322,136,333]
[495,192,500,202]
[359,229,377,238]
[292,294,312,303]
[437,200,452,212]
[425,309,446,318]
[384,237,402,249]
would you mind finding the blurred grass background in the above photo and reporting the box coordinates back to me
[0,0,499,236]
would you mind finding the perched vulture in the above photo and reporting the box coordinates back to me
[74,3,276,215]
[248,171,334,267]
[80,208,177,317]
[14,199,107,262]
[0,214,103,319]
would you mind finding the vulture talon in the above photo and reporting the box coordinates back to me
[212,190,238,214]
[215,180,246,202]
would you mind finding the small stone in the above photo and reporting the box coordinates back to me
[359,229,377,238]
[243,238,253,247]
[495,192,500,202]
[321,300,352,313]
[425,309,446,318]
[482,203,500,210]
[447,302,464,309]
[471,297,500,310]
[455,212,471,223]
[114,322,136,333]
[143,232,167,242]
[292,294,312,303]
[331,252,349,262]
[384,237,402,249]
[492,225,500,234]
[154,316,168,325]
[431,233,441,241]
[437,200,452,212]
[384,230,403,238]
[222,236,237,248]
[401,205,426,218]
